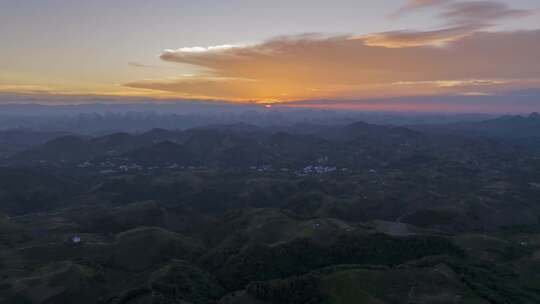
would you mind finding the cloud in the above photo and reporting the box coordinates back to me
[0,85,55,95]
[164,44,247,54]
[382,1,534,48]
[281,91,540,113]
[122,0,539,109]
[124,30,540,102]
[393,0,531,24]
[391,0,450,18]
[280,87,540,113]
[125,76,263,101]
[441,1,532,26]
[128,62,154,68]
[359,24,481,48]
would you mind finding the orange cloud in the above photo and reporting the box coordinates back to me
[122,1,538,104]
[124,30,540,102]
[359,24,481,48]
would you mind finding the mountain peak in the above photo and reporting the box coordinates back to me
[528,112,540,120]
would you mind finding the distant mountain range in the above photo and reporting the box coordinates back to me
[6,118,532,176]
[10,122,423,168]
[412,112,540,142]
[0,103,500,133]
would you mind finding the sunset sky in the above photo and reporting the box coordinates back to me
[1,0,540,112]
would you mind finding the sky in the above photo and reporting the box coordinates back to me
[1,0,540,112]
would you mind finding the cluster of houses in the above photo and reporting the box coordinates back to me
[77,159,358,177]
[76,161,182,174]
[295,165,337,176]
[249,164,346,176]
